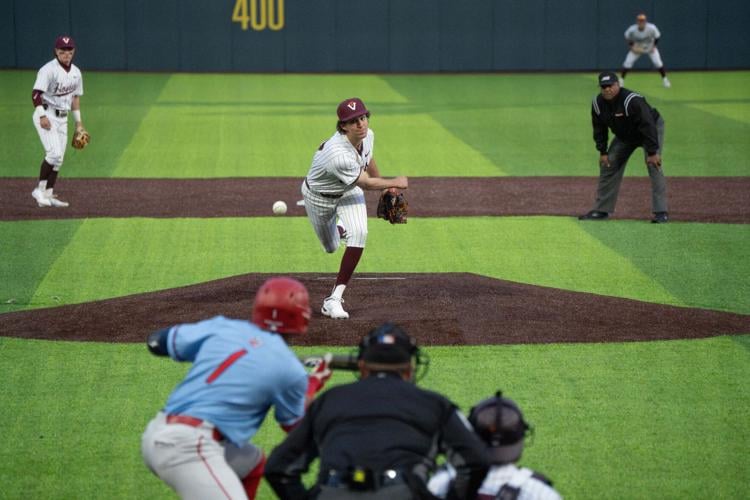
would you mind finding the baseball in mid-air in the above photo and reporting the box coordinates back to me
[272,200,287,215]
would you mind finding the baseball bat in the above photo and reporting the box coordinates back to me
[300,353,358,371]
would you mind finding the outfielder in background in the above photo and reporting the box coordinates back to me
[621,13,671,88]
[141,277,332,500]
[302,98,409,319]
[580,71,668,224]
[31,36,89,207]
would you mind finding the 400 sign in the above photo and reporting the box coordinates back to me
[233,0,284,31]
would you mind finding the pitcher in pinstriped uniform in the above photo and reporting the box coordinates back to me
[302,98,409,319]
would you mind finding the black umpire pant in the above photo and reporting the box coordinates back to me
[317,484,414,499]
[593,117,667,214]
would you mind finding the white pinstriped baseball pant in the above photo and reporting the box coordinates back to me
[623,47,664,69]
[32,107,68,169]
[301,181,368,251]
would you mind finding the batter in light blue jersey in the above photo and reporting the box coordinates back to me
[141,278,332,500]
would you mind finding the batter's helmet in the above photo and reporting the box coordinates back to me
[468,391,531,465]
[252,277,311,335]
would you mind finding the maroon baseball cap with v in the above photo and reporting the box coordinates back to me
[337,97,369,122]
[55,35,76,49]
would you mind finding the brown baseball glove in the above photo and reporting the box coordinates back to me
[71,128,90,149]
[377,190,408,224]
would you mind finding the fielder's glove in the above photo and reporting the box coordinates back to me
[72,127,90,149]
[377,190,408,224]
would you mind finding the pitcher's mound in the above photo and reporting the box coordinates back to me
[1,273,747,345]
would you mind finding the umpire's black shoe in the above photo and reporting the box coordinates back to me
[578,211,609,221]
[651,212,669,224]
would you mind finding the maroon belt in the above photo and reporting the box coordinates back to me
[166,414,224,441]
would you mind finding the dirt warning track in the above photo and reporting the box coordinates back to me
[1,177,748,223]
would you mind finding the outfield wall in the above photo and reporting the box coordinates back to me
[3,0,749,72]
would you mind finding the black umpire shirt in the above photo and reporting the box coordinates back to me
[592,88,662,156]
[265,371,488,499]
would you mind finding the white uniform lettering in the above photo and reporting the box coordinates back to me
[32,59,83,167]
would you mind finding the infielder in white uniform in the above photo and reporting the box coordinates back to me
[30,35,86,207]
[621,14,671,88]
[302,98,408,319]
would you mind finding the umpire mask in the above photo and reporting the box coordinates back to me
[356,323,430,382]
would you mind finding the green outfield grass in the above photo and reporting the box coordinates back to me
[1,70,748,178]
[1,71,748,499]
[1,336,748,499]
[1,216,748,315]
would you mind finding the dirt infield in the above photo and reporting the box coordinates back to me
[1,273,747,346]
[1,177,748,223]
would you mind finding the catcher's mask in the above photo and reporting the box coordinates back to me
[355,323,429,382]
[252,277,311,335]
[468,391,532,465]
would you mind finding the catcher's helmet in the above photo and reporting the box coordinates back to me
[468,391,531,465]
[252,277,311,335]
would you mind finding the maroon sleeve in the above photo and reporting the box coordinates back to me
[32,90,43,107]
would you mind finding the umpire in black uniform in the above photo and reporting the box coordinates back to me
[580,71,669,223]
[265,323,488,499]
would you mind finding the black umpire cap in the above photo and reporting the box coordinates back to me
[598,71,619,87]
[358,323,417,364]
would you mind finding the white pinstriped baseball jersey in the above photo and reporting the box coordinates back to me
[33,59,83,111]
[305,129,374,194]
[625,23,661,52]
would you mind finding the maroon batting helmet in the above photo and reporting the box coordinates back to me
[252,277,311,335]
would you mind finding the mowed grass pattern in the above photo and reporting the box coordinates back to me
[1,71,749,178]
[1,336,748,499]
[0,71,749,499]
[1,217,748,314]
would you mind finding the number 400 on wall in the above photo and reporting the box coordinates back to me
[233,0,284,31]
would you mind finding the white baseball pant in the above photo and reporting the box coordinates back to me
[623,47,664,69]
[301,181,368,252]
[32,107,68,169]
[141,412,263,500]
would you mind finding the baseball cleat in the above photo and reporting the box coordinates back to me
[47,195,69,207]
[651,212,669,223]
[662,77,671,88]
[578,210,609,221]
[296,199,305,207]
[321,296,349,319]
[32,188,52,207]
